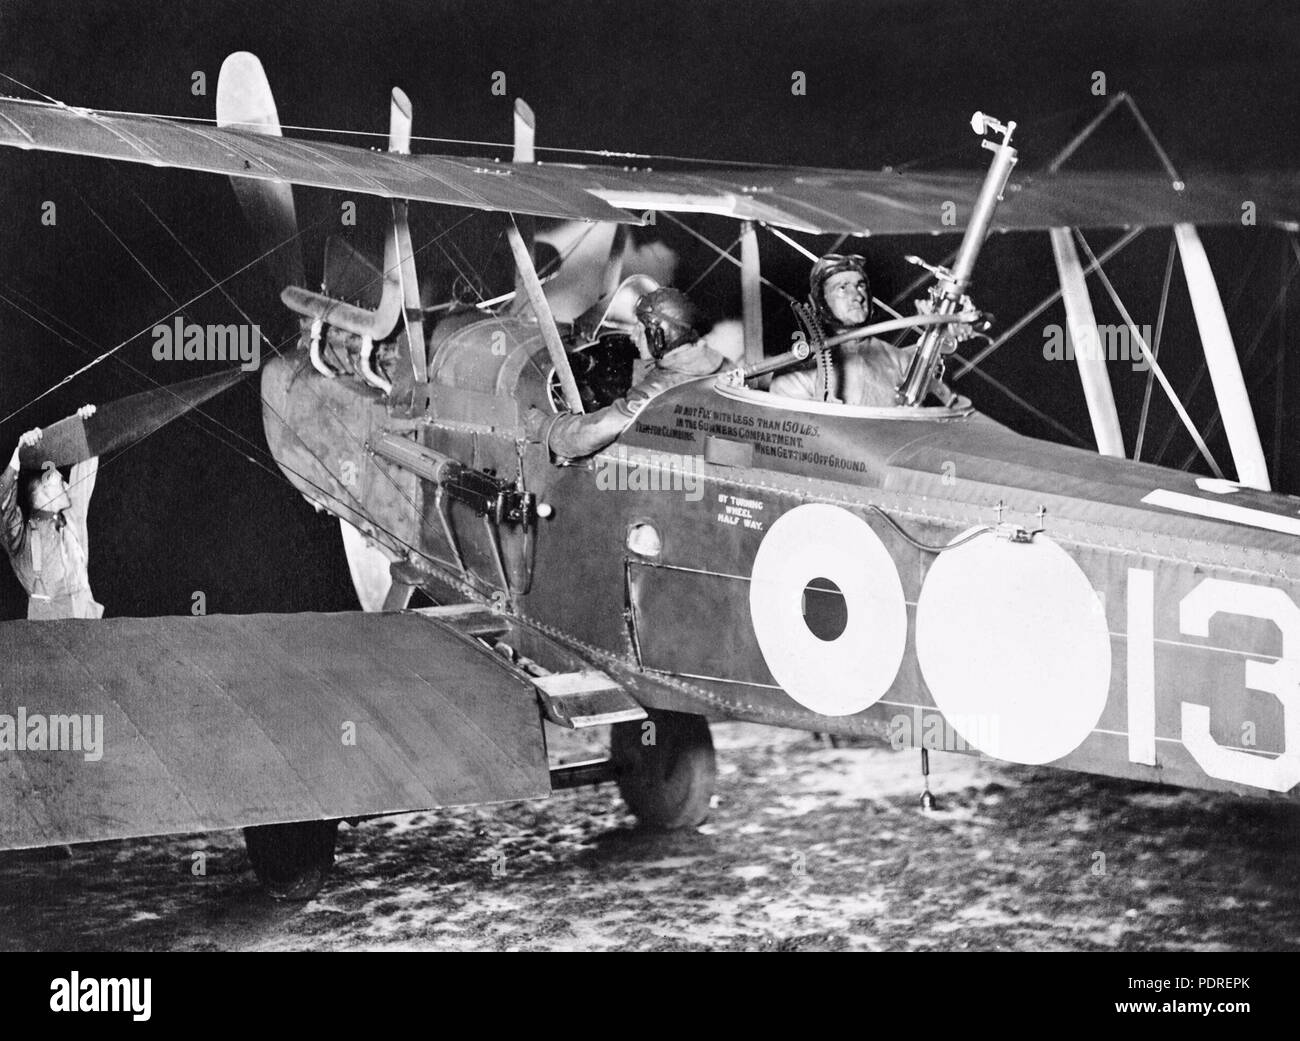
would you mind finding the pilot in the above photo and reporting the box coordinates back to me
[1,405,104,619]
[770,253,910,407]
[564,275,662,411]
[529,288,725,460]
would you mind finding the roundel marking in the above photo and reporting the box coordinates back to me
[749,503,907,716]
[915,528,1111,765]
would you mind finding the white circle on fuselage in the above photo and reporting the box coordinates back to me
[915,528,1111,765]
[749,503,907,716]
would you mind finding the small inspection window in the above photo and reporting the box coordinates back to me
[627,522,662,558]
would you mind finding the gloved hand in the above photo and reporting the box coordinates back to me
[9,427,42,471]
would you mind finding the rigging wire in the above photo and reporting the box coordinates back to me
[0,212,334,426]
[685,231,745,293]
[1174,253,1300,472]
[949,227,1145,380]
[0,79,848,173]
[1,166,470,574]
[757,221,905,320]
[111,181,424,511]
[0,286,261,492]
[1,277,453,577]
[6,70,1259,510]
[113,184,481,547]
[1147,231,1272,466]
[0,278,302,487]
[1074,228,1224,478]
[1133,235,1178,462]
[0,70,67,108]
[660,212,797,304]
[894,103,1099,173]
[958,363,1088,447]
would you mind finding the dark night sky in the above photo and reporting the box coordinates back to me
[0,0,1296,620]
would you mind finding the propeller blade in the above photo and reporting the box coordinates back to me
[339,518,406,612]
[534,220,620,322]
[508,99,673,326]
[17,369,247,468]
[324,235,385,310]
[216,52,306,292]
[512,99,535,164]
[599,225,628,310]
[534,217,678,326]
[511,99,538,307]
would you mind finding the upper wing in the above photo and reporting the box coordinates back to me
[0,96,1295,234]
[550,165,1300,235]
[0,610,550,849]
[0,96,633,223]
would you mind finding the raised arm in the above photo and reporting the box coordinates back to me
[1,428,42,559]
[67,455,98,521]
[66,405,98,522]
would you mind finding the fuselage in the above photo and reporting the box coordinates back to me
[263,314,1300,804]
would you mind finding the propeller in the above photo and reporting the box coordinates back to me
[504,97,621,323]
[17,370,247,469]
[216,53,306,294]
[512,99,535,164]
[510,99,538,311]
[533,220,622,323]
[323,235,384,310]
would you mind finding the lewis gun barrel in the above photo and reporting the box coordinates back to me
[895,112,1019,406]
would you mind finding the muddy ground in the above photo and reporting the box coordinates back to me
[1,723,1297,951]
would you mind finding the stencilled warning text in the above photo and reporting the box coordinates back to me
[657,405,868,474]
[716,493,766,531]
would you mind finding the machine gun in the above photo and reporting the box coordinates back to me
[895,112,1018,406]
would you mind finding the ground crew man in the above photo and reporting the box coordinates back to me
[1,404,103,619]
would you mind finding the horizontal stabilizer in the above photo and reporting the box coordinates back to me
[0,611,550,849]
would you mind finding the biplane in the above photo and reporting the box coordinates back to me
[0,51,1297,899]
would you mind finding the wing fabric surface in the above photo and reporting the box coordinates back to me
[0,611,550,848]
[0,97,1295,233]
[561,166,1300,234]
[0,97,633,223]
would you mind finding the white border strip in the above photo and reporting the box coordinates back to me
[1142,488,1300,537]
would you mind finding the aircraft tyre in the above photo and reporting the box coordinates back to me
[243,820,340,900]
[611,710,716,829]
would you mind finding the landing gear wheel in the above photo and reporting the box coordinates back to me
[243,820,340,901]
[610,710,716,829]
